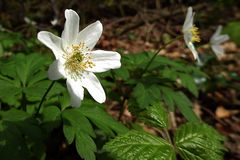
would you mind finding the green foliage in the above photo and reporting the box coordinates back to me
[104,123,225,160]
[104,130,176,160]
[138,103,168,128]
[41,106,61,132]
[132,82,199,122]
[223,21,240,45]
[132,83,161,108]
[174,122,225,160]
[0,53,64,107]
[115,52,204,122]
[62,101,128,160]
[0,108,45,160]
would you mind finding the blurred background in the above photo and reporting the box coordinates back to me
[0,0,239,159]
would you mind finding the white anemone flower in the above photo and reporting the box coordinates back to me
[37,9,121,107]
[210,25,229,59]
[182,7,202,64]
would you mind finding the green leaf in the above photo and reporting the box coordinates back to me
[0,53,57,106]
[114,68,130,80]
[62,102,128,160]
[62,108,95,138]
[63,124,75,144]
[159,86,175,111]
[159,86,199,122]
[41,106,61,132]
[80,100,129,135]
[133,83,161,108]
[138,103,168,128]
[178,73,198,97]
[62,108,96,160]
[0,77,21,106]
[14,54,48,86]
[174,92,199,122]
[104,130,176,160]
[0,108,29,121]
[76,132,97,160]
[174,122,225,160]
[24,80,65,101]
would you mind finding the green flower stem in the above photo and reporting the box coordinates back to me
[141,35,183,77]
[35,81,55,115]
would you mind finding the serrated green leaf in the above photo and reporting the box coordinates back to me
[104,130,176,160]
[138,103,168,129]
[174,122,225,160]
[76,132,97,160]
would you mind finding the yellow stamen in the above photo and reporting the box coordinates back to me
[64,43,95,80]
[190,25,201,43]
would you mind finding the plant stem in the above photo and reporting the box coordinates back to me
[35,81,55,115]
[164,128,173,145]
[141,35,183,77]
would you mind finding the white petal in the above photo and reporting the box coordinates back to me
[183,7,194,31]
[85,50,121,73]
[37,31,64,59]
[212,35,229,44]
[211,26,222,40]
[61,9,80,50]
[210,26,229,44]
[66,78,84,107]
[48,60,66,80]
[82,72,106,103]
[75,21,103,50]
[183,33,192,46]
[186,41,202,64]
[211,45,224,58]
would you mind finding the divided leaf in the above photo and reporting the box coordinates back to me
[159,86,199,122]
[0,53,64,106]
[104,130,176,160]
[138,103,168,129]
[62,102,128,160]
[174,122,225,160]
[133,83,161,108]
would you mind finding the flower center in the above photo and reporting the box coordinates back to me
[190,25,201,43]
[64,43,95,80]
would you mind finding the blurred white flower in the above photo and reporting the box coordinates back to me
[182,7,202,65]
[210,25,229,59]
[37,9,121,107]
